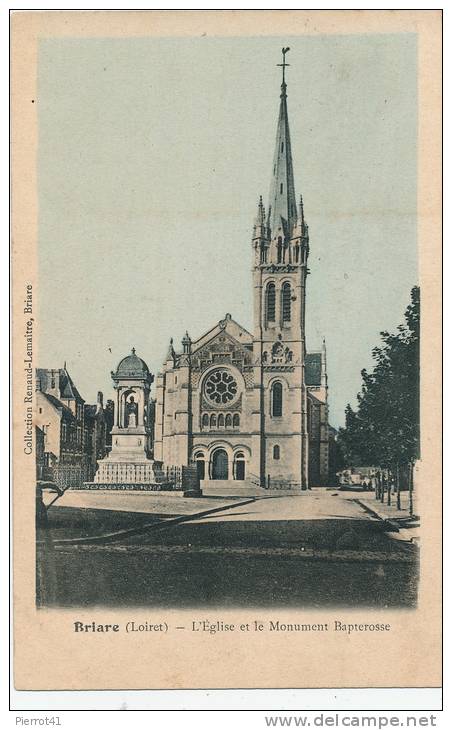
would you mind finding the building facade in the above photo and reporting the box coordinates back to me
[35,366,110,486]
[84,391,109,481]
[153,59,330,489]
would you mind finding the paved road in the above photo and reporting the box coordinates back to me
[37,490,418,609]
[39,489,245,541]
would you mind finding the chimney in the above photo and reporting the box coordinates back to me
[96,391,104,413]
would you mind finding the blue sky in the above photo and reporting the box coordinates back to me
[38,34,417,427]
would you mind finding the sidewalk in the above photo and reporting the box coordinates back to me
[351,492,420,543]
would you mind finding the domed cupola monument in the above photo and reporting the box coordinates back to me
[95,348,158,484]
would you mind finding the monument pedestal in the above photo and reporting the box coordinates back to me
[86,348,191,491]
[94,425,163,484]
[94,460,162,484]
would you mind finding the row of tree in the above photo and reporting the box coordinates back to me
[337,286,420,509]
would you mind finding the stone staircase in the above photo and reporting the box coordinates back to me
[200,479,269,497]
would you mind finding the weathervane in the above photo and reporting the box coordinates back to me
[277,47,290,85]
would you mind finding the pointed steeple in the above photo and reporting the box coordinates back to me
[255,195,265,227]
[166,337,175,362]
[297,194,308,238]
[268,47,297,240]
[253,195,267,236]
[299,194,304,225]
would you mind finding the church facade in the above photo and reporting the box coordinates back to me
[153,58,329,489]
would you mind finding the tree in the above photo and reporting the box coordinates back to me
[337,287,420,477]
[104,399,115,448]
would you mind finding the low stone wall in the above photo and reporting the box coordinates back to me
[265,481,302,491]
[75,482,182,491]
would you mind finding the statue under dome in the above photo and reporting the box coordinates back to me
[94,348,159,484]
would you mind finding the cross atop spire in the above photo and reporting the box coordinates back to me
[267,47,297,239]
[277,47,290,91]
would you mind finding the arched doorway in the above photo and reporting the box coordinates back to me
[234,452,246,481]
[194,452,205,480]
[212,449,228,480]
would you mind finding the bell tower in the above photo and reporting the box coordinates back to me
[251,48,310,489]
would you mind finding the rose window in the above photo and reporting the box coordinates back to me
[204,369,238,405]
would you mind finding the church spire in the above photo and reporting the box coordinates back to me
[268,47,297,240]
[254,195,266,232]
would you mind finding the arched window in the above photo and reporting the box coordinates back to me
[271,382,283,417]
[280,182,283,194]
[202,413,209,429]
[232,413,240,428]
[218,413,225,428]
[273,445,280,460]
[281,141,284,153]
[294,244,300,263]
[266,283,276,323]
[210,413,217,429]
[225,413,232,428]
[282,282,291,322]
[277,237,283,264]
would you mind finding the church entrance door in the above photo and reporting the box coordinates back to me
[235,456,245,481]
[212,449,228,480]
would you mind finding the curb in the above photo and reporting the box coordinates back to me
[37,497,257,547]
[354,499,420,539]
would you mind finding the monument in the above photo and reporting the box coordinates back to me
[94,348,160,484]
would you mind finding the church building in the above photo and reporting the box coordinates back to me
[153,52,329,489]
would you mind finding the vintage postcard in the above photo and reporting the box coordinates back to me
[11,10,442,691]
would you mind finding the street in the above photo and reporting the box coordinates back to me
[37,489,418,609]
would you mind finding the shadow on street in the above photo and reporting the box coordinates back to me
[37,514,418,609]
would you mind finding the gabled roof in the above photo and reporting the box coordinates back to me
[305,352,322,386]
[36,367,85,402]
[190,314,253,356]
[59,368,84,401]
[307,389,324,406]
[40,392,74,420]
